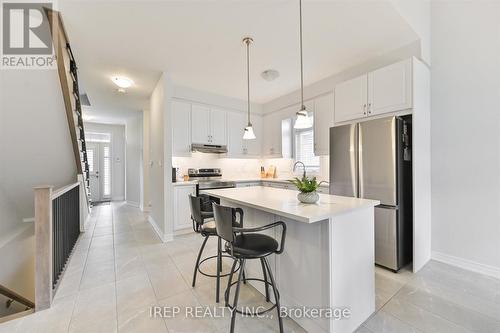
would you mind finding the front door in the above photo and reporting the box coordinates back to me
[87,142,112,202]
[87,143,100,202]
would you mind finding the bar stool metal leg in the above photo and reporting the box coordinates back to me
[230,259,246,333]
[225,259,238,307]
[216,237,222,303]
[260,258,270,302]
[263,258,283,333]
[192,236,209,287]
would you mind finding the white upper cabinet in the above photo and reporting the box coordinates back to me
[335,59,413,123]
[210,107,227,145]
[227,111,246,156]
[313,92,334,156]
[262,112,283,157]
[368,59,412,116]
[334,75,368,122]
[172,100,192,157]
[191,104,227,145]
[191,104,211,144]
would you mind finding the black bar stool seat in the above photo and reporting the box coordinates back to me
[229,234,279,258]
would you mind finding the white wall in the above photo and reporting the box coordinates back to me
[0,187,21,238]
[148,73,174,240]
[431,1,500,275]
[173,85,263,115]
[0,70,76,220]
[391,0,431,66]
[125,114,143,207]
[84,122,126,201]
[0,226,34,302]
[142,110,150,212]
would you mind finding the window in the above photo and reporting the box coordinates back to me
[85,132,111,143]
[293,114,319,171]
[103,145,111,197]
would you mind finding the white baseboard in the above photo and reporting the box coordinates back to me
[147,216,173,243]
[432,251,500,279]
[126,201,139,208]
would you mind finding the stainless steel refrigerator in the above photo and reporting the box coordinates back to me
[329,115,413,271]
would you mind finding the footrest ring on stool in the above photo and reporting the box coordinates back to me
[197,255,241,278]
[225,278,280,316]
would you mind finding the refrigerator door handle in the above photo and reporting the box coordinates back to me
[358,123,364,198]
[353,123,359,198]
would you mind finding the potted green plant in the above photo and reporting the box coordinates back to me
[288,176,328,204]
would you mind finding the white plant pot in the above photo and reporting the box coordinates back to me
[297,191,319,204]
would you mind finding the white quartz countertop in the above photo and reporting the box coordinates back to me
[172,178,329,187]
[201,186,379,223]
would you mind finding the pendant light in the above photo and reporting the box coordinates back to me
[294,0,312,129]
[242,37,256,140]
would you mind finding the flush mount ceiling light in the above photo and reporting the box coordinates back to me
[111,76,134,89]
[242,37,256,140]
[261,69,280,82]
[294,0,313,129]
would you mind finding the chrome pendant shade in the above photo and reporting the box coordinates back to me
[294,0,312,129]
[242,37,256,140]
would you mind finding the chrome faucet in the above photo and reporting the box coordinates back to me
[293,161,307,178]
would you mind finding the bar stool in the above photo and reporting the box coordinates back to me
[188,194,243,302]
[212,203,287,333]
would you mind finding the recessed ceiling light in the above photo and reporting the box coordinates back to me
[261,69,280,81]
[111,76,134,88]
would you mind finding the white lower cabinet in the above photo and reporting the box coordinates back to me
[173,185,196,231]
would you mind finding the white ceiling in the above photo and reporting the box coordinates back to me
[60,0,418,122]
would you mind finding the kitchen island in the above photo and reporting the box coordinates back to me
[202,186,379,333]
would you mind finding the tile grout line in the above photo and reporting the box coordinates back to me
[65,205,99,333]
[112,203,120,332]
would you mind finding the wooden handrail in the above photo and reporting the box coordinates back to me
[51,182,79,200]
[0,284,34,309]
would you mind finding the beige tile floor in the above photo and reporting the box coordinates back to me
[1,202,499,333]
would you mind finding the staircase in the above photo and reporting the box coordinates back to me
[0,8,92,323]
[0,285,35,323]
[46,8,92,206]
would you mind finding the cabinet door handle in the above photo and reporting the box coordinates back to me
[363,104,367,115]
[368,103,372,114]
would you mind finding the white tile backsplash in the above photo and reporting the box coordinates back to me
[172,153,329,181]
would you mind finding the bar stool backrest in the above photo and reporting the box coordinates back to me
[212,203,236,244]
[188,194,204,227]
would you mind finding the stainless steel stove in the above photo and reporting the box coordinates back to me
[188,168,236,191]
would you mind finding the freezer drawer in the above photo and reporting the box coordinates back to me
[374,207,398,270]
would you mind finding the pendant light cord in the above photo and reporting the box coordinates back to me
[246,39,251,125]
[299,0,305,111]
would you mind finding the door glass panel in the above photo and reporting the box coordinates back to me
[103,145,111,197]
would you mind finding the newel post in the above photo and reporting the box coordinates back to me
[34,186,53,311]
